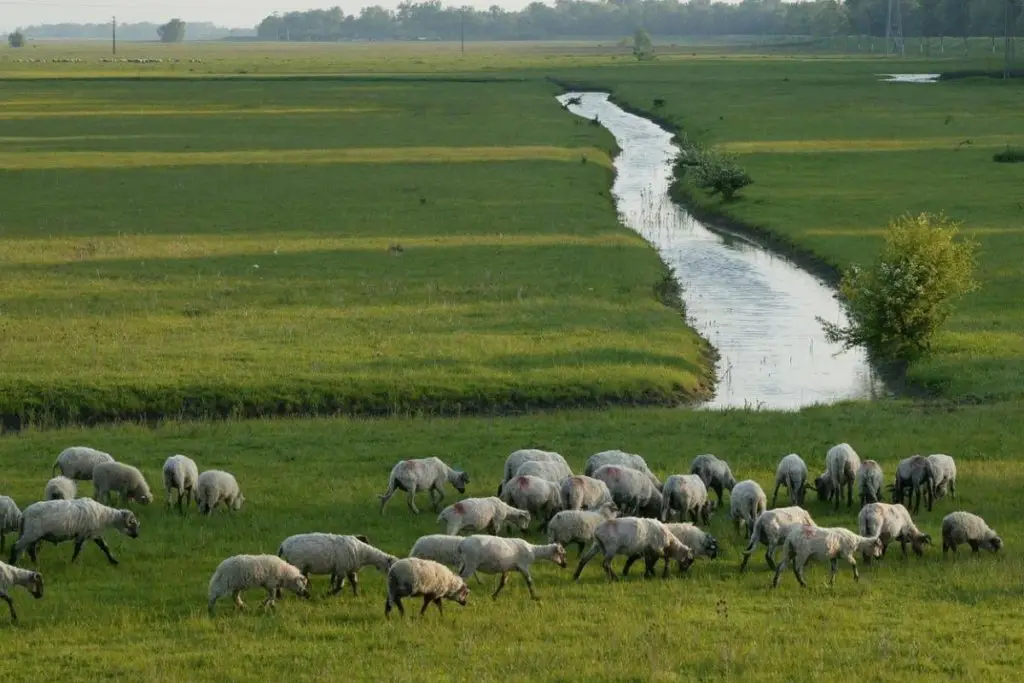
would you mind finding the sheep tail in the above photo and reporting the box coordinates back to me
[276,544,284,558]
[743,517,761,554]
[51,461,59,477]
[377,478,395,501]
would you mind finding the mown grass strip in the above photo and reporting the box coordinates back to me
[717,135,1024,154]
[0,107,386,119]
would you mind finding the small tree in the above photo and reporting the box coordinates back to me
[8,30,25,48]
[817,212,979,363]
[157,19,187,43]
[633,28,655,61]
[689,149,753,201]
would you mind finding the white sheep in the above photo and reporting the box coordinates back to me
[592,464,663,518]
[196,470,245,515]
[584,450,661,490]
[560,475,614,511]
[890,455,934,514]
[855,460,884,508]
[409,534,483,584]
[162,454,199,513]
[857,502,932,562]
[728,480,766,537]
[51,446,114,481]
[437,497,531,536]
[276,533,396,596]
[927,454,958,501]
[573,516,695,581]
[44,476,76,501]
[92,461,153,506]
[499,474,563,531]
[9,498,140,566]
[738,506,816,572]
[771,453,809,507]
[0,560,43,623]
[456,535,567,600]
[813,443,861,510]
[547,503,619,558]
[941,511,1002,555]
[513,460,572,486]
[207,554,310,616]
[771,524,884,588]
[385,557,470,618]
[498,449,569,495]
[0,497,21,553]
[660,474,713,525]
[626,522,719,577]
[690,454,737,506]
[378,457,469,515]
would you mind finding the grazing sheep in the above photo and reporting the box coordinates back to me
[385,557,470,618]
[855,460,884,508]
[208,554,310,616]
[592,464,663,518]
[456,535,567,600]
[560,475,614,511]
[0,497,21,553]
[813,443,861,510]
[771,525,884,588]
[513,460,572,486]
[660,474,713,525]
[0,560,43,623]
[51,446,114,481]
[162,454,199,514]
[573,517,694,581]
[410,534,483,584]
[584,450,661,490]
[739,506,816,572]
[689,454,737,506]
[498,449,569,495]
[626,522,719,577]
[546,503,619,557]
[437,497,531,536]
[890,455,934,514]
[44,476,76,501]
[772,454,810,507]
[378,457,469,515]
[857,502,932,562]
[927,454,958,501]
[276,533,396,596]
[9,498,140,566]
[499,474,563,531]
[92,462,153,506]
[941,511,1002,555]
[196,470,245,515]
[729,480,767,537]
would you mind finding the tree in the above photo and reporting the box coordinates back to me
[632,27,655,60]
[8,30,25,48]
[157,18,186,43]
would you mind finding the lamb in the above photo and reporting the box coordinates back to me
[513,460,572,486]
[771,524,884,588]
[498,449,569,495]
[207,554,310,616]
[196,470,245,515]
[456,535,567,600]
[385,557,470,618]
[592,464,663,518]
[625,522,719,577]
[927,454,958,501]
[0,560,43,623]
[813,443,861,510]
[660,474,713,525]
[499,474,563,531]
[890,455,934,514]
[92,462,153,506]
[689,454,737,506]
[276,533,396,596]
[729,480,766,537]
[857,502,931,562]
[941,511,1002,555]
[560,475,614,511]
[738,506,816,572]
[0,497,21,553]
[162,454,199,514]
[855,460,884,508]
[584,450,661,490]
[771,453,810,507]
[378,457,469,515]
[410,534,483,584]
[51,446,114,481]
[44,476,76,501]
[546,503,619,557]
[573,517,695,581]
[437,497,531,536]
[9,498,140,566]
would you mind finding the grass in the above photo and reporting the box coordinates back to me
[993,146,1024,163]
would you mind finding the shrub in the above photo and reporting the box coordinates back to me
[8,30,25,48]
[689,149,752,201]
[633,28,655,61]
[993,146,1024,163]
[817,212,980,364]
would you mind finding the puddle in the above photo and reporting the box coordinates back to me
[878,73,941,83]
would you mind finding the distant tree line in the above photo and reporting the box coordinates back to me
[21,21,255,41]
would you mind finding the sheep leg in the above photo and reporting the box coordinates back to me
[430,486,444,512]
[828,558,838,586]
[793,558,808,588]
[418,595,434,615]
[621,554,640,577]
[93,538,119,565]
[572,542,601,581]
[850,558,860,582]
[1,593,15,623]
[764,543,777,571]
[405,486,420,515]
[347,572,358,596]
[900,540,908,559]
[233,591,245,611]
[177,490,186,516]
[520,569,539,600]
[492,571,510,599]
[575,541,586,559]
[846,481,853,509]
[262,587,277,609]
[714,485,724,507]
[378,480,397,515]
[770,483,782,508]
[433,597,444,615]
[601,554,619,581]
[71,537,87,563]
[771,557,786,588]
[969,541,980,554]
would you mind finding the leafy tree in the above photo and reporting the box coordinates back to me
[8,30,25,48]
[632,27,655,60]
[157,18,186,43]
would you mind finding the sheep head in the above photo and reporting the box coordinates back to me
[814,475,833,502]
[548,543,567,568]
[27,572,44,599]
[451,470,469,494]
[287,573,311,599]
[450,580,470,606]
[116,510,140,538]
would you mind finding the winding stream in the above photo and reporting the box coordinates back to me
[558,92,883,411]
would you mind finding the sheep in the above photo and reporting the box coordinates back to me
[92,462,153,506]
[771,524,884,588]
[592,464,663,518]
[690,454,737,506]
[771,453,810,507]
[560,475,614,511]
[44,476,76,501]
[9,498,140,566]
[385,557,470,618]
[625,522,719,577]
[546,502,618,557]
[660,474,713,525]
[813,443,861,510]
[276,533,396,597]
[378,457,469,515]
[729,480,766,537]
[456,535,567,600]
[513,460,572,486]
[196,470,245,515]
[738,506,816,572]
[498,449,569,495]
[889,455,934,514]
[410,534,484,585]
[51,446,114,481]
[499,474,563,532]
[857,502,932,563]
[855,460,884,508]
[941,511,1002,555]
[573,516,695,581]
[437,497,531,536]
[207,554,310,616]
[927,454,958,501]
[0,497,21,553]
[162,454,199,514]
[584,450,661,490]
[0,560,43,623]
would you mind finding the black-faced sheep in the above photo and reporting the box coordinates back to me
[941,511,1002,555]
[0,560,43,623]
[162,454,199,514]
[771,524,884,588]
[498,449,568,496]
[813,443,861,510]
[855,460,884,508]
[772,454,809,507]
[592,465,662,518]
[857,502,931,562]
[385,557,470,618]
[208,554,310,616]
[9,498,140,566]
[573,517,694,581]
[437,497,530,536]
[456,535,567,600]
[689,454,737,506]
[889,455,934,514]
[738,506,816,572]
[660,474,713,525]
[51,446,114,481]
[729,479,766,537]
[378,457,469,515]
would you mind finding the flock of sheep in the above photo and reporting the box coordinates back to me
[0,443,1003,622]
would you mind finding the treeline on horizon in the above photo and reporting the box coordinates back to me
[22,21,255,41]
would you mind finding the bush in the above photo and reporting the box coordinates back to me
[688,149,752,201]
[817,212,980,364]
[8,30,25,48]
[632,28,655,61]
[993,146,1024,163]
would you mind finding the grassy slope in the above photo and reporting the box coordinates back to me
[564,57,1024,400]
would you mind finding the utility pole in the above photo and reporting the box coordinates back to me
[112,16,116,55]
[1004,0,1014,79]
[885,0,905,57]
[460,9,465,54]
